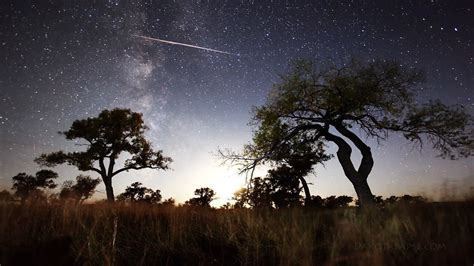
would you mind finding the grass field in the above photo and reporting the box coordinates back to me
[0,202,473,265]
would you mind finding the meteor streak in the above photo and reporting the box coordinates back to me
[132,34,234,55]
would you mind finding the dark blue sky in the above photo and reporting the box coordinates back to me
[1,0,473,205]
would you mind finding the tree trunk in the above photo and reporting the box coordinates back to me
[328,123,376,208]
[103,176,115,202]
[351,177,374,207]
[298,176,312,206]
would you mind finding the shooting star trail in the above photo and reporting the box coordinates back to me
[132,34,235,55]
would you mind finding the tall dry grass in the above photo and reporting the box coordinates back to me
[0,201,473,265]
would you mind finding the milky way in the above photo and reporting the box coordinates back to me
[1,0,473,205]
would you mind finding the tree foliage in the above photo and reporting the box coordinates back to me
[35,108,172,202]
[223,59,473,207]
[322,195,353,208]
[233,178,273,209]
[117,182,162,204]
[161,197,176,207]
[11,170,58,203]
[233,172,303,209]
[185,187,216,208]
[267,166,304,208]
[59,175,101,203]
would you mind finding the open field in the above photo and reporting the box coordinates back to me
[0,202,473,266]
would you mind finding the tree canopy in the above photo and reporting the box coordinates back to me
[232,168,304,209]
[12,170,58,203]
[223,59,473,207]
[59,175,101,203]
[117,182,162,204]
[185,187,216,208]
[35,108,172,202]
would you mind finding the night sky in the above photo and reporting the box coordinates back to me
[1,0,473,205]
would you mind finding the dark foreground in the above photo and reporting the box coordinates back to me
[0,202,473,266]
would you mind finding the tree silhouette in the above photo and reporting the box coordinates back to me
[117,182,162,204]
[185,187,216,208]
[385,196,399,204]
[11,170,58,203]
[233,178,273,209]
[161,197,176,207]
[267,141,330,206]
[222,59,473,207]
[323,195,353,208]
[308,195,325,208]
[232,188,250,208]
[35,108,172,202]
[267,166,303,208]
[232,174,302,209]
[399,194,426,204]
[59,175,101,203]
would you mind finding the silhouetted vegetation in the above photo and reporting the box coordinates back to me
[0,190,14,202]
[1,56,473,264]
[233,178,273,209]
[185,187,216,208]
[35,108,172,202]
[161,197,176,207]
[59,175,101,204]
[221,59,474,207]
[117,182,162,204]
[11,170,58,204]
[233,175,303,209]
[309,195,354,208]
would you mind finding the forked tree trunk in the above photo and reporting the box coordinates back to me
[103,176,115,202]
[351,176,374,207]
[336,148,375,207]
[326,124,376,208]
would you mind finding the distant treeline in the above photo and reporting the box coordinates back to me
[0,169,429,209]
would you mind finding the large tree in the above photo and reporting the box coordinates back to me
[35,108,172,202]
[223,59,473,207]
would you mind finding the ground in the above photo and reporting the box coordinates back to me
[0,202,473,265]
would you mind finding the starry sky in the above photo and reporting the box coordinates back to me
[1,0,473,206]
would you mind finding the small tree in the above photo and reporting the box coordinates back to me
[267,166,303,208]
[11,170,58,203]
[233,178,273,209]
[59,175,101,203]
[308,195,325,208]
[232,188,250,208]
[35,109,172,202]
[324,195,353,208]
[185,187,216,208]
[161,197,176,207]
[117,182,162,204]
[268,141,330,206]
[399,194,426,204]
[222,59,473,207]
